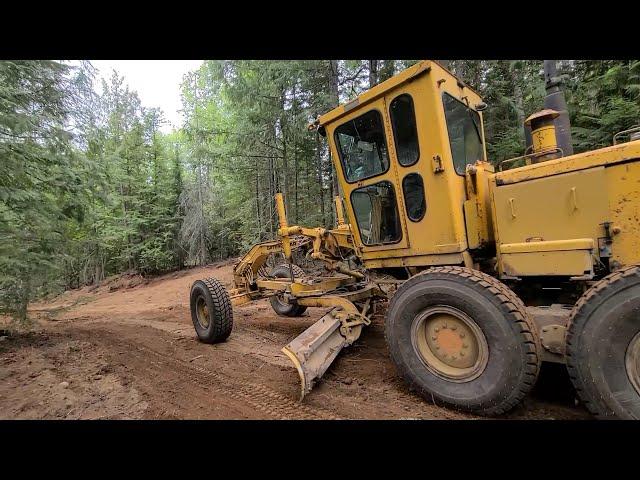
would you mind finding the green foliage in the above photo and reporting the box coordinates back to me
[0,62,184,320]
[568,60,640,151]
[0,60,85,321]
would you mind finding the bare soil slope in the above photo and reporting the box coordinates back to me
[0,261,589,419]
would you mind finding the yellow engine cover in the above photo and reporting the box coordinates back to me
[490,141,640,277]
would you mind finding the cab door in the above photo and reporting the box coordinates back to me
[327,96,410,253]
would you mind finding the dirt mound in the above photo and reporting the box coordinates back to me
[89,271,148,293]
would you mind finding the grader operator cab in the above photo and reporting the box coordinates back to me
[189,60,640,418]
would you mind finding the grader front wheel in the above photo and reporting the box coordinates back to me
[190,277,233,343]
[385,266,541,416]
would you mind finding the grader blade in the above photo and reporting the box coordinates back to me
[281,309,348,401]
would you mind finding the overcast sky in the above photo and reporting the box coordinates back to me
[90,60,203,133]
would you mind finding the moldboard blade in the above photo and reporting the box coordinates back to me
[281,309,347,401]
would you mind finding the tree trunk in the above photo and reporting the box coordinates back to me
[280,89,288,214]
[197,164,206,265]
[327,61,340,218]
[379,60,395,82]
[255,157,261,241]
[510,63,526,141]
[292,85,299,224]
[315,129,326,226]
[328,60,340,107]
[369,60,378,88]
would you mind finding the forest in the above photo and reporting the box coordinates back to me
[1,59,639,321]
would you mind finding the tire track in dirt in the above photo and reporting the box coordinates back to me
[135,342,341,420]
[74,326,341,420]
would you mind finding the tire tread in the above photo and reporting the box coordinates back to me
[566,264,640,419]
[385,266,541,416]
[194,277,233,342]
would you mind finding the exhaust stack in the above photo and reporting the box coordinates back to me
[543,60,574,157]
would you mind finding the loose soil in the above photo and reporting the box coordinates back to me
[0,260,590,419]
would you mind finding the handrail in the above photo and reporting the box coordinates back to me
[497,147,564,172]
[613,125,640,145]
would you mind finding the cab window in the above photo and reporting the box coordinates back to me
[351,181,401,245]
[390,94,419,166]
[335,110,389,183]
[402,173,426,222]
[443,93,484,175]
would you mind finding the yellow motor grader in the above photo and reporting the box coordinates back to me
[189,60,640,418]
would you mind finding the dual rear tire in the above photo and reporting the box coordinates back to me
[566,265,640,419]
[385,265,640,418]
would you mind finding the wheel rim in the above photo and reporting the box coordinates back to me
[273,294,290,308]
[272,268,293,308]
[626,331,640,395]
[411,305,489,383]
[195,296,210,328]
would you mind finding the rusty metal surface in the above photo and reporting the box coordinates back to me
[540,324,567,356]
[527,304,571,364]
[281,310,346,401]
[524,109,560,125]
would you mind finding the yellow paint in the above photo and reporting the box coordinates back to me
[499,239,595,277]
[494,141,640,185]
[464,162,495,249]
[334,196,347,229]
[531,125,557,153]
[492,167,608,245]
[606,161,640,267]
[321,60,485,270]
[490,143,640,276]
[525,109,560,157]
[500,238,594,253]
[275,192,292,261]
[501,250,594,277]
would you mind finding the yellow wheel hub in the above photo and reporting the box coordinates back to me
[412,306,488,382]
[196,296,210,328]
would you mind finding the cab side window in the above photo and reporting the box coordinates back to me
[390,94,419,167]
[443,93,484,175]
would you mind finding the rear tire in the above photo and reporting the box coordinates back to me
[269,264,307,317]
[190,277,233,343]
[385,266,541,416]
[566,265,640,419]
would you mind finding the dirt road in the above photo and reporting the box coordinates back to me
[0,261,590,420]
